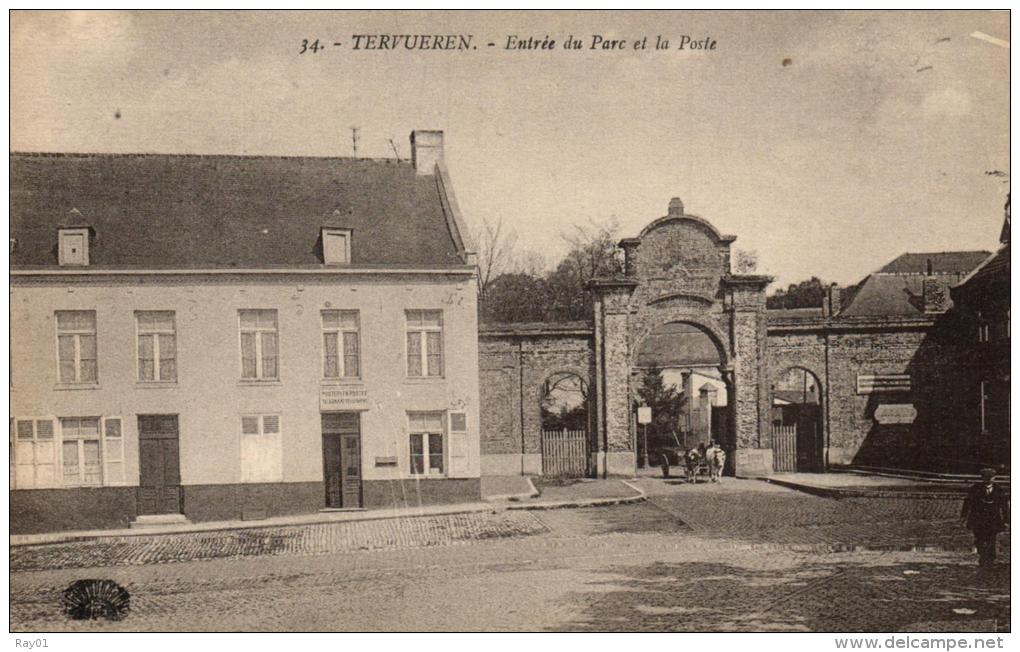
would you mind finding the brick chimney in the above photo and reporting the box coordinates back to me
[411,130,444,175]
[923,277,949,313]
[823,283,842,317]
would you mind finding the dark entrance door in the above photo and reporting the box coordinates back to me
[322,412,362,508]
[795,405,823,471]
[138,415,182,514]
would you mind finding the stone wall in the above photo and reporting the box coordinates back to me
[478,324,595,476]
[765,315,977,472]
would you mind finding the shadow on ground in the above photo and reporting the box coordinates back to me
[558,557,1010,632]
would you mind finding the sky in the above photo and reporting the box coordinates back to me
[10,10,1011,287]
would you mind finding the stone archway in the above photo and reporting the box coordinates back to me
[633,320,735,472]
[591,197,772,478]
[770,366,825,472]
[539,371,591,477]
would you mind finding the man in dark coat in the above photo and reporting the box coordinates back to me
[961,468,1009,569]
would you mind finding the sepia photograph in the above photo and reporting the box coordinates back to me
[7,8,1012,640]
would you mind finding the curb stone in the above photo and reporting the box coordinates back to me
[754,476,967,500]
[483,476,540,503]
[506,479,646,511]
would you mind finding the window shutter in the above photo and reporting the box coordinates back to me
[102,417,125,485]
[14,418,58,488]
[240,415,282,483]
[449,411,468,459]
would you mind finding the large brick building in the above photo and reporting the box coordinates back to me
[479,197,1010,478]
[10,131,483,534]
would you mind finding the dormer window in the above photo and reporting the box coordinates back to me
[58,228,90,266]
[322,228,352,265]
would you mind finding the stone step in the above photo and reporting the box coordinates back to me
[130,513,191,529]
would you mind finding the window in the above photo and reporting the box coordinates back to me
[137,311,177,382]
[322,228,352,264]
[240,414,282,482]
[406,310,443,377]
[56,311,97,384]
[12,418,57,488]
[978,321,990,343]
[239,310,278,380]
[408,411,445,475]
[58,228,89,266]
[322,310,360,378]
[60,417,102,486]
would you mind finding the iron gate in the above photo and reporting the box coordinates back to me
[772,425,797,472]
[541,429,588,477]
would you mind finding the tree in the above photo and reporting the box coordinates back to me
[634,365,682,468]
[542,218,625,322]
[479,273,550,324]
[767,276,832,309]
[733,248,759,274]
[476,216,624,324]
[473,217,520,302]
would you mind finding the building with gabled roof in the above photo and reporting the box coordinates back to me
[11,131,483,534]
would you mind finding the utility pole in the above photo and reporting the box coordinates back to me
[350,127,360,157]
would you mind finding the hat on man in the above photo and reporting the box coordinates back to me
[980,467,997,481]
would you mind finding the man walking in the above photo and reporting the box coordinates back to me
[961,468,1009,569]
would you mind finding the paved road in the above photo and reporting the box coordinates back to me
[10,479,1010,632]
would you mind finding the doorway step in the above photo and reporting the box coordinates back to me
[130,514,190,529]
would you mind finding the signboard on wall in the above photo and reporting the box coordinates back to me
[637,407,652,424]
[874,404,917,425]
[319,386,370,411]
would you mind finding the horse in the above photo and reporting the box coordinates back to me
[684,447,702,483]
[705,442,726,483]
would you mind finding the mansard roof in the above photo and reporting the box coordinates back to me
[10,152,470,270]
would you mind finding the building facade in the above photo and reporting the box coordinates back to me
[11,131,482,534]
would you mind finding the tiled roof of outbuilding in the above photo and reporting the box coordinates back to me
[877,251,990,274]
[839,251,989,318]
[10,152,467,269]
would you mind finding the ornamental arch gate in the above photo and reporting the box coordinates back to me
[590,198,774,478]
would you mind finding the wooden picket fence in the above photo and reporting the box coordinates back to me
[541,429,588,477]
[772,425,797,472]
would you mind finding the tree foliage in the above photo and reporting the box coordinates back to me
[766,276,830,310]
[479,217,623,324]
[634,365,682,467]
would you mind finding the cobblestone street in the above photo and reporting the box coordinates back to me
[10,479,1010,632]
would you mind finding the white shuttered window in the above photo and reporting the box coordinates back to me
[13,418,58,488]
[240,414,282,483]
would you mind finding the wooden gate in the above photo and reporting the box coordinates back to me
[772,425,797,472]
[541,429,588,477]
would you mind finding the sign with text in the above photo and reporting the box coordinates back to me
[319,386,370,411]
[637,407,652,424]
[874,404,918,425]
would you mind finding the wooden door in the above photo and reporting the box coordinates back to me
[321,412,362,508]
[138,415,182,514]
[340,434,362,508]
[322,434,343,508]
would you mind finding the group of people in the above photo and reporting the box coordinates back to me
[660,439,726,483]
